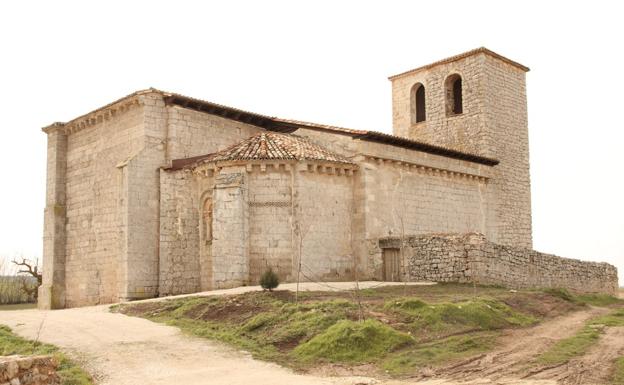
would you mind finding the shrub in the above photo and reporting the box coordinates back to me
[260,268,279,291]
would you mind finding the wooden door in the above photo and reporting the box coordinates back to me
[382,248,401,282]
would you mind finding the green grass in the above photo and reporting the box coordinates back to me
[382,332,498,375]
[293,319,412,363]
[115,285,561,376]
[385,297,536,339]
[537,325,602,365]
[536,308,624,366]
[612,356,624,385]
[542,288,623,307]
[542,288,576,302]
[125,294,358,362]
[0,325,93,385]
[577,294,624,307]
[590,308,624,327]
[0,303,37,311]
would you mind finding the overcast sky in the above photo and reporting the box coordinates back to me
[0,1,622,284]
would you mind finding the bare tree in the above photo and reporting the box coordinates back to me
[394,209,409,296]
[348,193,364,320]
[352,250,364,321]
[294,221,312,305]
[12,257,42,301]
[388,163,411,295]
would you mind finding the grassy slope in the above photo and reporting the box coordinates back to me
[294,319,412,363]
[0,325,93,385]
[115,284,595,376]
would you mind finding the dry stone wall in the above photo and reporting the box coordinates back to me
[379,233,618,295]
[0,355,59,385]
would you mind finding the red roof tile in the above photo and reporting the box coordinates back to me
[170,132,355,170]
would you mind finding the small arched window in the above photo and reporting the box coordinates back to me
[445,74,463,116]
[410,83,426,124]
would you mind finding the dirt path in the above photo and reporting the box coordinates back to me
[0,282,415,385]
[0,302,374,385]
[0,282,617,385]
[526,326,624,385]
[435,306,610,383]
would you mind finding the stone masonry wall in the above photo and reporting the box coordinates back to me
[158,169,200,296]
[482,55,532,248]
[211,167,249,289]
[63,102,144,307]
[39,129,68,309]
[165,106,262,162]
[391,54,487,154]
[248,168,293,284]
[362,159,488,237]
[120,92,169,301]
[295,167,355,281]
[390,51,532,249]
[379,233,618,295]
[361,159,488,278]
[0,355,59,385]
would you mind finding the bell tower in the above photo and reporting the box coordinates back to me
[389,48,532,248]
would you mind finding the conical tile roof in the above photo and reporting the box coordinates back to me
[170,132,354,170]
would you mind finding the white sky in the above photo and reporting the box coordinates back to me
[0,1,622,284]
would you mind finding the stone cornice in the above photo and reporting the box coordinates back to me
[362,155,489,183]
[388,47,530,81]
[190,159,358,177]
[40,88,498,167]
[42,122,66,134]
[41,89,159,135]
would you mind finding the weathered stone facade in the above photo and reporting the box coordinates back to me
[378,233,618,295]
[390,48,532,248]
[39,48,618,308]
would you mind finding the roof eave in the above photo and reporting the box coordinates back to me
[353,132,499,166]
[388,47,530,81]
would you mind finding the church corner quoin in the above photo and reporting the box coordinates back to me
[38,48,618,309]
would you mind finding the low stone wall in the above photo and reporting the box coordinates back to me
[378,233,618,295]
[0,355,59,385]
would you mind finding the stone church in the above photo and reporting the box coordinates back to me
[39,48,618,309]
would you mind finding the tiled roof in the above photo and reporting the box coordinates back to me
[271,118,499,166]
[46,87,500,167]
[273,118,367,135]
[388,47,530,80]
[170,132,355,170]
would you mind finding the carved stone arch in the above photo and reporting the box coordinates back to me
[410,82,426,124]
[444,73,463,116]
[199,190,213,244]
[198,189,215,291]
